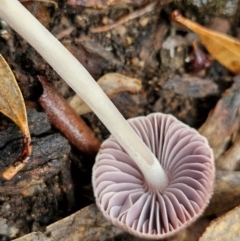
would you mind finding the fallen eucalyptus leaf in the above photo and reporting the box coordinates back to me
[172,10,240,74]
[200,205,240,241]
[69,73,142,115]
[0,54,32,180]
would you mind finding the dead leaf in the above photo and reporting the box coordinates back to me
[172,10,240,74]
[69,73,142,115]
[0,55,32,180]
[200,205,240,241]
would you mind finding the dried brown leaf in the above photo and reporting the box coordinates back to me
[172,11,240,74]
[200,205,240,241]
[0,55,32,180]
[69,73,142,115]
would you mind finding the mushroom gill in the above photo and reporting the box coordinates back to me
[92,113,215,239]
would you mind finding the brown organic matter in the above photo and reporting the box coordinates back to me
[0,54,32,180]
[199,77,240,159]
[1,1,240,240]
[172,10,240,74]
[38,75,100,155]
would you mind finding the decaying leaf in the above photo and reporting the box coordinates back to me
[69,73,142,116]
[200,205,240,241]
[172,10,240,74]
[0,55,32,180]
[199,76,240,160]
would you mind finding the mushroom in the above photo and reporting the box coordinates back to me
[0,1,215,239]
[0,0,165,190]
[93,113,214,239]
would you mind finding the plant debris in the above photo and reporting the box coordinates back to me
[38,75,100,155]
[163,75,219,98]
[90,1,159,33]
[172,10,240,74]
[69,73,142,115]
[0,55,32,180]
[1,1,240,240]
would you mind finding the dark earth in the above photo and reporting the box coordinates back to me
[0,0,240,240]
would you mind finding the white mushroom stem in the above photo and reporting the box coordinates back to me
[0,0,168,190]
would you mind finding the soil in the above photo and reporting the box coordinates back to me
[0,0,239,240]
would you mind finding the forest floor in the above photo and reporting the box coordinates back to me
[0,0,240,241]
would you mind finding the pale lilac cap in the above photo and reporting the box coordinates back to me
[92,113,215,239]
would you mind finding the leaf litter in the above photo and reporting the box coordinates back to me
[69,73,142,115]
[2,2,240,241]
[0,55,32,180]
[172,10,240,74]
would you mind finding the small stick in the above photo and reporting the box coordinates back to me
[90,1,158,33]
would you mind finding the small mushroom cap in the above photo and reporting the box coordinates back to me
[92,113,215,239]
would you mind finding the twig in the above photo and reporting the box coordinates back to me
[90,1,159,33]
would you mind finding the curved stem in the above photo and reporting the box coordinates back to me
[0,0,167,190]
